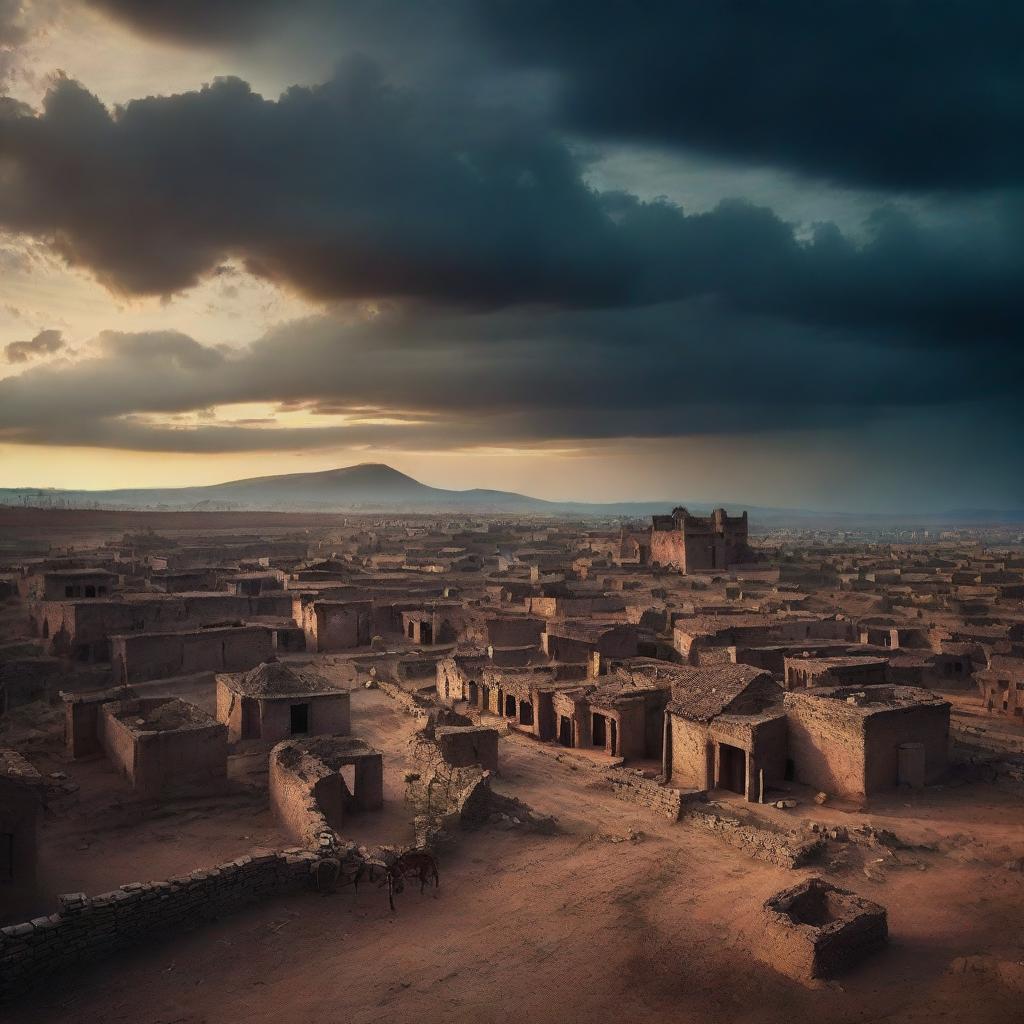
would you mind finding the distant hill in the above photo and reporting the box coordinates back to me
[0,463,555,514]
[0,462,1021,527]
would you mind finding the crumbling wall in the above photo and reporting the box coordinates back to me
[0,851,318,999]
[600,768,687,820]
[684,805,824,868]
[434,726,499,772]
[375,679,469,728]
[669,715,711,789]
[758,878,888,980]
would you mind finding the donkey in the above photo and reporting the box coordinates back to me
[387,849,440,909]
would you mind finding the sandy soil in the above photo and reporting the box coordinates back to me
[7,686,1024,1024]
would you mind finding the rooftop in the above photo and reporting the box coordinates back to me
[666,664,778,721]
[222,660,342,698]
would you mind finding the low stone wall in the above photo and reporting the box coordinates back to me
[600,768,690,821]
[375,679,469,727]
[951,719,1024,756]
[685,806,824,868]
[0,850,318,999]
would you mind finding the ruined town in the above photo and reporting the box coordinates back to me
[1,3,1022,1022]
[1,500,1022,1022]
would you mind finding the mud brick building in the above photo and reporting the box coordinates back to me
[663,665,785,799]
[540,621,641,664]
[98,697,228,798]
[24,569,119,601]
[216,661,350,744]
[551,675,670,760]
[111,624,274,683]
[33,592,292,663]
[673,614,856,666]
[783,655,890,692]
[976,655,1024,718]
[650,507,751,573]
[784,685,950,798]
[300,598,373,652]
[400,602,465,646]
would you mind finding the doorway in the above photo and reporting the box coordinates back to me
[290,703,310,735]
[242,699,261,739]
[592,713,607,748]
[718,743,746,795]
[519,700,534,727]
[558,715,572,747]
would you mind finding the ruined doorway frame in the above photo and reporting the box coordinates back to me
[717,742,746,795]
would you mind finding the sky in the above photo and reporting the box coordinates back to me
[0,1,1021,512]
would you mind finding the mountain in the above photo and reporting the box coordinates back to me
[0,463,556,513]
[1,463,1022,526]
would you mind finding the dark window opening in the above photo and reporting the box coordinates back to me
[519,700,534,727]
[407,621,415,639]
[290,703,310,735]
[421,622,433,644]
[504,693,516,717]
[592,713,607,748]
[609,718,618,756]
[468,681,478,705]
[84,585,96,598]
[64,585,74,597]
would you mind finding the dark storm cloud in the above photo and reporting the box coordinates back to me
[477,1,1024,192]
[75,1,1024,192]
[0,306,1020,454]
[4,327,64,362]
[2,68,1024,349]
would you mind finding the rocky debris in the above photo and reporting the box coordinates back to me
[686,806,823,869]
[602,828,645,844]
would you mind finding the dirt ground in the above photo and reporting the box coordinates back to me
[6,685,1024,1024]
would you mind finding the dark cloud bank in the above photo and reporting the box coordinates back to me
[0,2,1021,505]
[81,0,1024,191]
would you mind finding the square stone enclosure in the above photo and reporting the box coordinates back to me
[761,877,887,980]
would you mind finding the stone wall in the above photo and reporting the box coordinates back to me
[112,626,273,684]
[951,719,1024,756]
[375,679,469,728]
[600,768,688,821]
[0,850,318,999]
[684,805,824,868]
